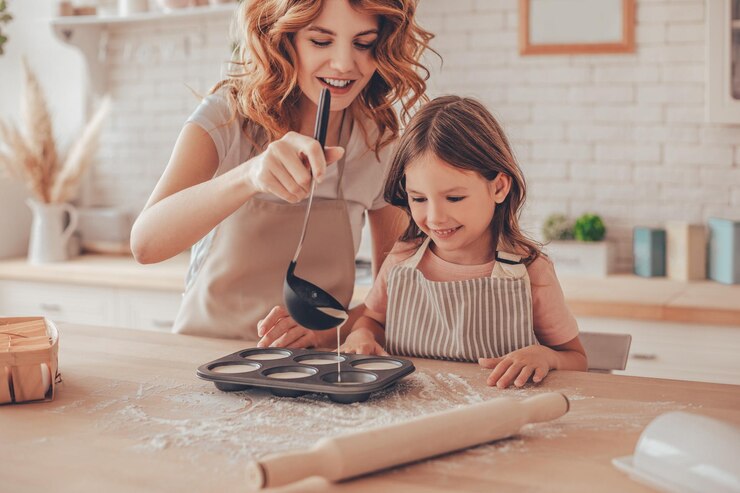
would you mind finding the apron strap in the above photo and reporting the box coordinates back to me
[402,237,431,269]
[334,110,351,201]
[492,249,526,279]
[495,251,523,265]
[399,237,527,281]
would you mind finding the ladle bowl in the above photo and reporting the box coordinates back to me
[284,261,347,330]
[283,87,348,330]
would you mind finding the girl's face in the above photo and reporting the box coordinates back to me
[294,0,380,111]
[405,153,511,265]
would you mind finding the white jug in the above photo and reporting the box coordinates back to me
[26,199,79,264]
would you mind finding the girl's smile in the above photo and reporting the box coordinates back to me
[430,226,462,238]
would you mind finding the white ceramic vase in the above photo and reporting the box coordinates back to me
[26,199,79,264]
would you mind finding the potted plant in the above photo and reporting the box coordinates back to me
[542,212,616,278]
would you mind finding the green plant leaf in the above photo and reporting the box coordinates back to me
[542,213,574,241]
[574,213,606,242]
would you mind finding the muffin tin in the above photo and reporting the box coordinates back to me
[197,347,415,403]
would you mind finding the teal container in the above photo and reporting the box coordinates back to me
[707,218,740,285]
[633,227,666,277]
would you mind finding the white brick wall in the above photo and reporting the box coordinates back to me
[93,12,232,209]
[421,0,739,272]
[93,0,740,272]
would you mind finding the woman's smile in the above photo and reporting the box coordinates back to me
[317,76,357,96]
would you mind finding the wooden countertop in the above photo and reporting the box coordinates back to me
[355,274,740,326]
[1,254,739,324]
[2,324,739,493]
[0,253,188,291]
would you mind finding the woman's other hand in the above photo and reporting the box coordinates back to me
[256,305,326,349]
[245,131,344,203]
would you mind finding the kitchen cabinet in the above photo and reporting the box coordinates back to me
[118,287,183,331]
[0,279,182,331]
[0,280,115,326]
[706,0,740,122]
[578,316,740,385]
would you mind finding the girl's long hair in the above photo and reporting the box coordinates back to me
[384,96,543,264]
[213,0,434,154]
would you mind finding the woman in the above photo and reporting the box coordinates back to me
[130,0,434,348]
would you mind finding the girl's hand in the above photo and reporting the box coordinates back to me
[256,306,326,349]
[245,131,345,203]
[478,345,556,389]
[339,328,388,356]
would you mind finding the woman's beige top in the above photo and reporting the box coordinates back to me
[173,92,394,339]
[185,92,394,254]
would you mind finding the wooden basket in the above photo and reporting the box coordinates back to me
[0,317,60,404]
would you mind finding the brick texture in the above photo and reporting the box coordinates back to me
[93,0,739,272]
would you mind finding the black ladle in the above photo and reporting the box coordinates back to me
[283,88,349,330]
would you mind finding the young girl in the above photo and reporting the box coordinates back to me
[341,96,588,388]
[130,0,433,347]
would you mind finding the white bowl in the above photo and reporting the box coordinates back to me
[613,411,740,493]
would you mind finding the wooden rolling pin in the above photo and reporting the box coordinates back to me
[245,392,569,489]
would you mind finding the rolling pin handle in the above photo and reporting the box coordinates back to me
[521,392,570,424]
[247,448,330,490]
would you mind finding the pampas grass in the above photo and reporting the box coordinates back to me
[0,59,110,204]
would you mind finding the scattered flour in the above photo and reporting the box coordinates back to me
[43,370,696,467]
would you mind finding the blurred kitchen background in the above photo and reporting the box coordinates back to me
[0,1,738,384]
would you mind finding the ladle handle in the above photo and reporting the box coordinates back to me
[292,180,316,262]
[291,88,331,263]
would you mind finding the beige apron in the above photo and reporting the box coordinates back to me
[386,238,537,362]
[173,119,356,340]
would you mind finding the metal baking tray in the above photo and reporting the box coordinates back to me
[197,347,415,403]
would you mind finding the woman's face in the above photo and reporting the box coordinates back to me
[294,0,380,111]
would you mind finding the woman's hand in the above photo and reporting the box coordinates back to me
[256,305,327,349]
[478,345,556,388]
[339,327,388,356]
[245,131,345,203]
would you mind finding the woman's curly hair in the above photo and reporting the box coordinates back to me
[213,0,435,154]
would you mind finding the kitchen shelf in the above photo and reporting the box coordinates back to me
[49,4,235,103]
[50,4,234,29]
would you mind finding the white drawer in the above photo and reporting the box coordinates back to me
[0,280,116,326]
[577,316,740,385]
[119,289,183,332]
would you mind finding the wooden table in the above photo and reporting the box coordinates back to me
[2,324,739,493]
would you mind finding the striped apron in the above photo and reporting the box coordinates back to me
[386,238,537,362]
